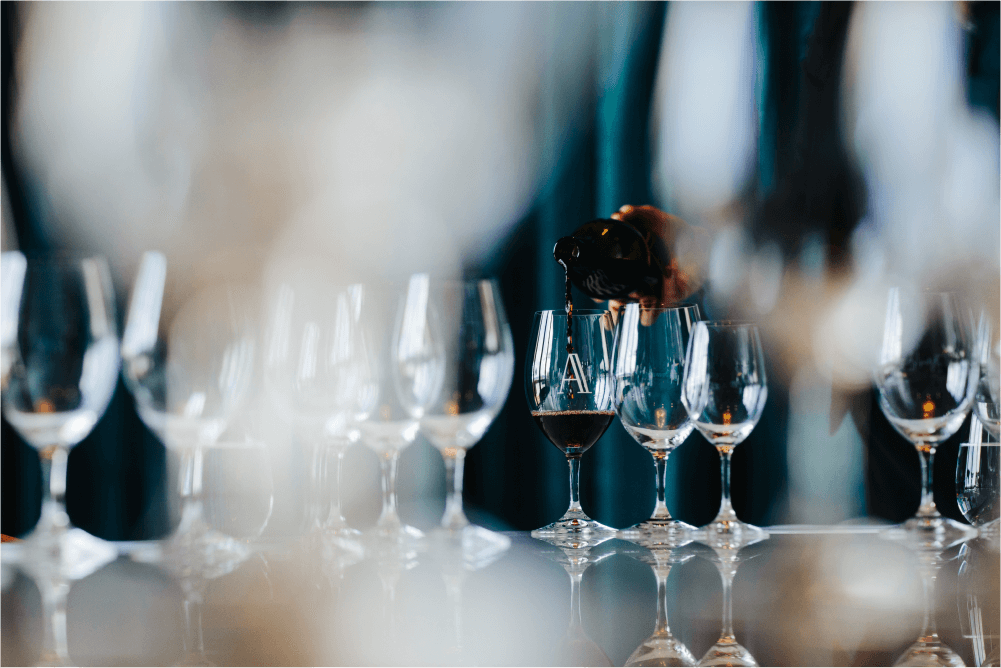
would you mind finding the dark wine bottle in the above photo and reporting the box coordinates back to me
[554,218,662,302]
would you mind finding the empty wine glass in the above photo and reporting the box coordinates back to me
[398,275,514,558]
[352,282,429,547]
[893,545,966,668]
[875,289,979,544]
[263,275,363,543]
[122,251,257,569]
[526,310,616,537]
[2,254,120,578]
[614,303,701,541]
[975,314,1000,439]
[957,438,1000,538]
[621,539,698,667]
[681,322,768,542]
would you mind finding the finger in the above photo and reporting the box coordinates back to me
[638,295,659,326]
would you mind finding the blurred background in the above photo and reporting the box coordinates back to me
[2,1,998,540]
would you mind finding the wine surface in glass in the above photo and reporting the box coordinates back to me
[532,410,615,457]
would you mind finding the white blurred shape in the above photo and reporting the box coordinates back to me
[708,225,751,300]
[655,2,757,212]
[748,241,783,314]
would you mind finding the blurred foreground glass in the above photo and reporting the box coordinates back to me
[2,254,119,578]
[264,278,362,542]
[682,322,768,542]
[526,310,616,537]
[614,304,701,541]
[975,314,1000,439]
[875,289,979,544]
[400,275,514,558]
[352,282,428,547]
[1,251,27,390]
[122,251,257,569]
[957,441,1000,537]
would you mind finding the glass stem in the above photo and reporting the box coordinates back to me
[377,452,401,528]
[651,452,673,521]
[38,578,71,666]
[38,445,70,535]
[717,450,738,522]
[182,595,207,658]
[653,565,673,636]
[177,446,206,535]
[916,446,940,518]
[442,449,470,531]
[568,456,582,513]
[326,447,349,529]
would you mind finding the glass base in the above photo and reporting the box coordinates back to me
[532,508,616,538]
[131,527,250,581]
[698,639,758,667]
[363,521,425,558]
[625,633,697,667]
[618,519,697,548]
[698,519,768,552]
[893,639,966,667]
[7,527,118,581]
[889,516,979,551]
[429,525,511,569]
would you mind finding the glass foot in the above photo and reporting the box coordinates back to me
[618,519,696,547]
[532,508,616,538]
[892,639,966,667]
[429,525,511,569]
[626,633,697,667]
[890,516,979,551]
[699,639,758,667]
[363,521,425,558]
[698,519,768,551]
[131,528,250,581]
[11,527,118,581]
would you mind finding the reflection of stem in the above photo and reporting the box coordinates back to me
[566,568,584,634]
[716,559,738,643]
[442,449,470,530]
[650,454,673,521]
[443,573,466,654]
[38,577,71,666]
[37,445,71,538]
[918,559,941,644]
[568,457,582,513]
[653,565,673,636]
[916,447,940,518]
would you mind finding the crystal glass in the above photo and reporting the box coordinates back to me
[351,282,429,547]
[122,251,257,569]
[526,310,616,537]
[875,289,979,543]
[681,322,768,541]
[975,314,1000,439]
[893,545,966,667]
[263,276,363,542]
[621,538,698,667]
[957,441,1000,537]
[2,254,120,579]
[957,542,1000,667]
[614,303,701,541]
[398,275,514,558]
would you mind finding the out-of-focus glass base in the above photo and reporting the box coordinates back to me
[5,527,118,581]
[429,525,511,569]
[698,519,768,551]
[698,638,758,667]
[891,516,979,551]
[625,633,697,667]
[618,519,696,547]
[131,528,250,581]
[893,639,966,667]
[532,508,616,539]
[363,521,425,558]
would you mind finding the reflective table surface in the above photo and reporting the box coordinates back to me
[2,527,998,666]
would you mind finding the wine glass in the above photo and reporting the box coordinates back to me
[526,310,616,537]
[974,314,1000,439]
[263,275,363,543]
[351,282,430,547]
[681,322,768,541]
[957,439,1000,538]
[874,289,979,544]
[892,545,966,668]
[2,254,120,578]
[613,303,701,541]
[397,275,514,558]
[620,538,698,667]
[122,251,257,569]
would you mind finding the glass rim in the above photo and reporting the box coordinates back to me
[622,302,699,312]
[699,320,760,329]
[11,251,111,265]
[534,309,609,316]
